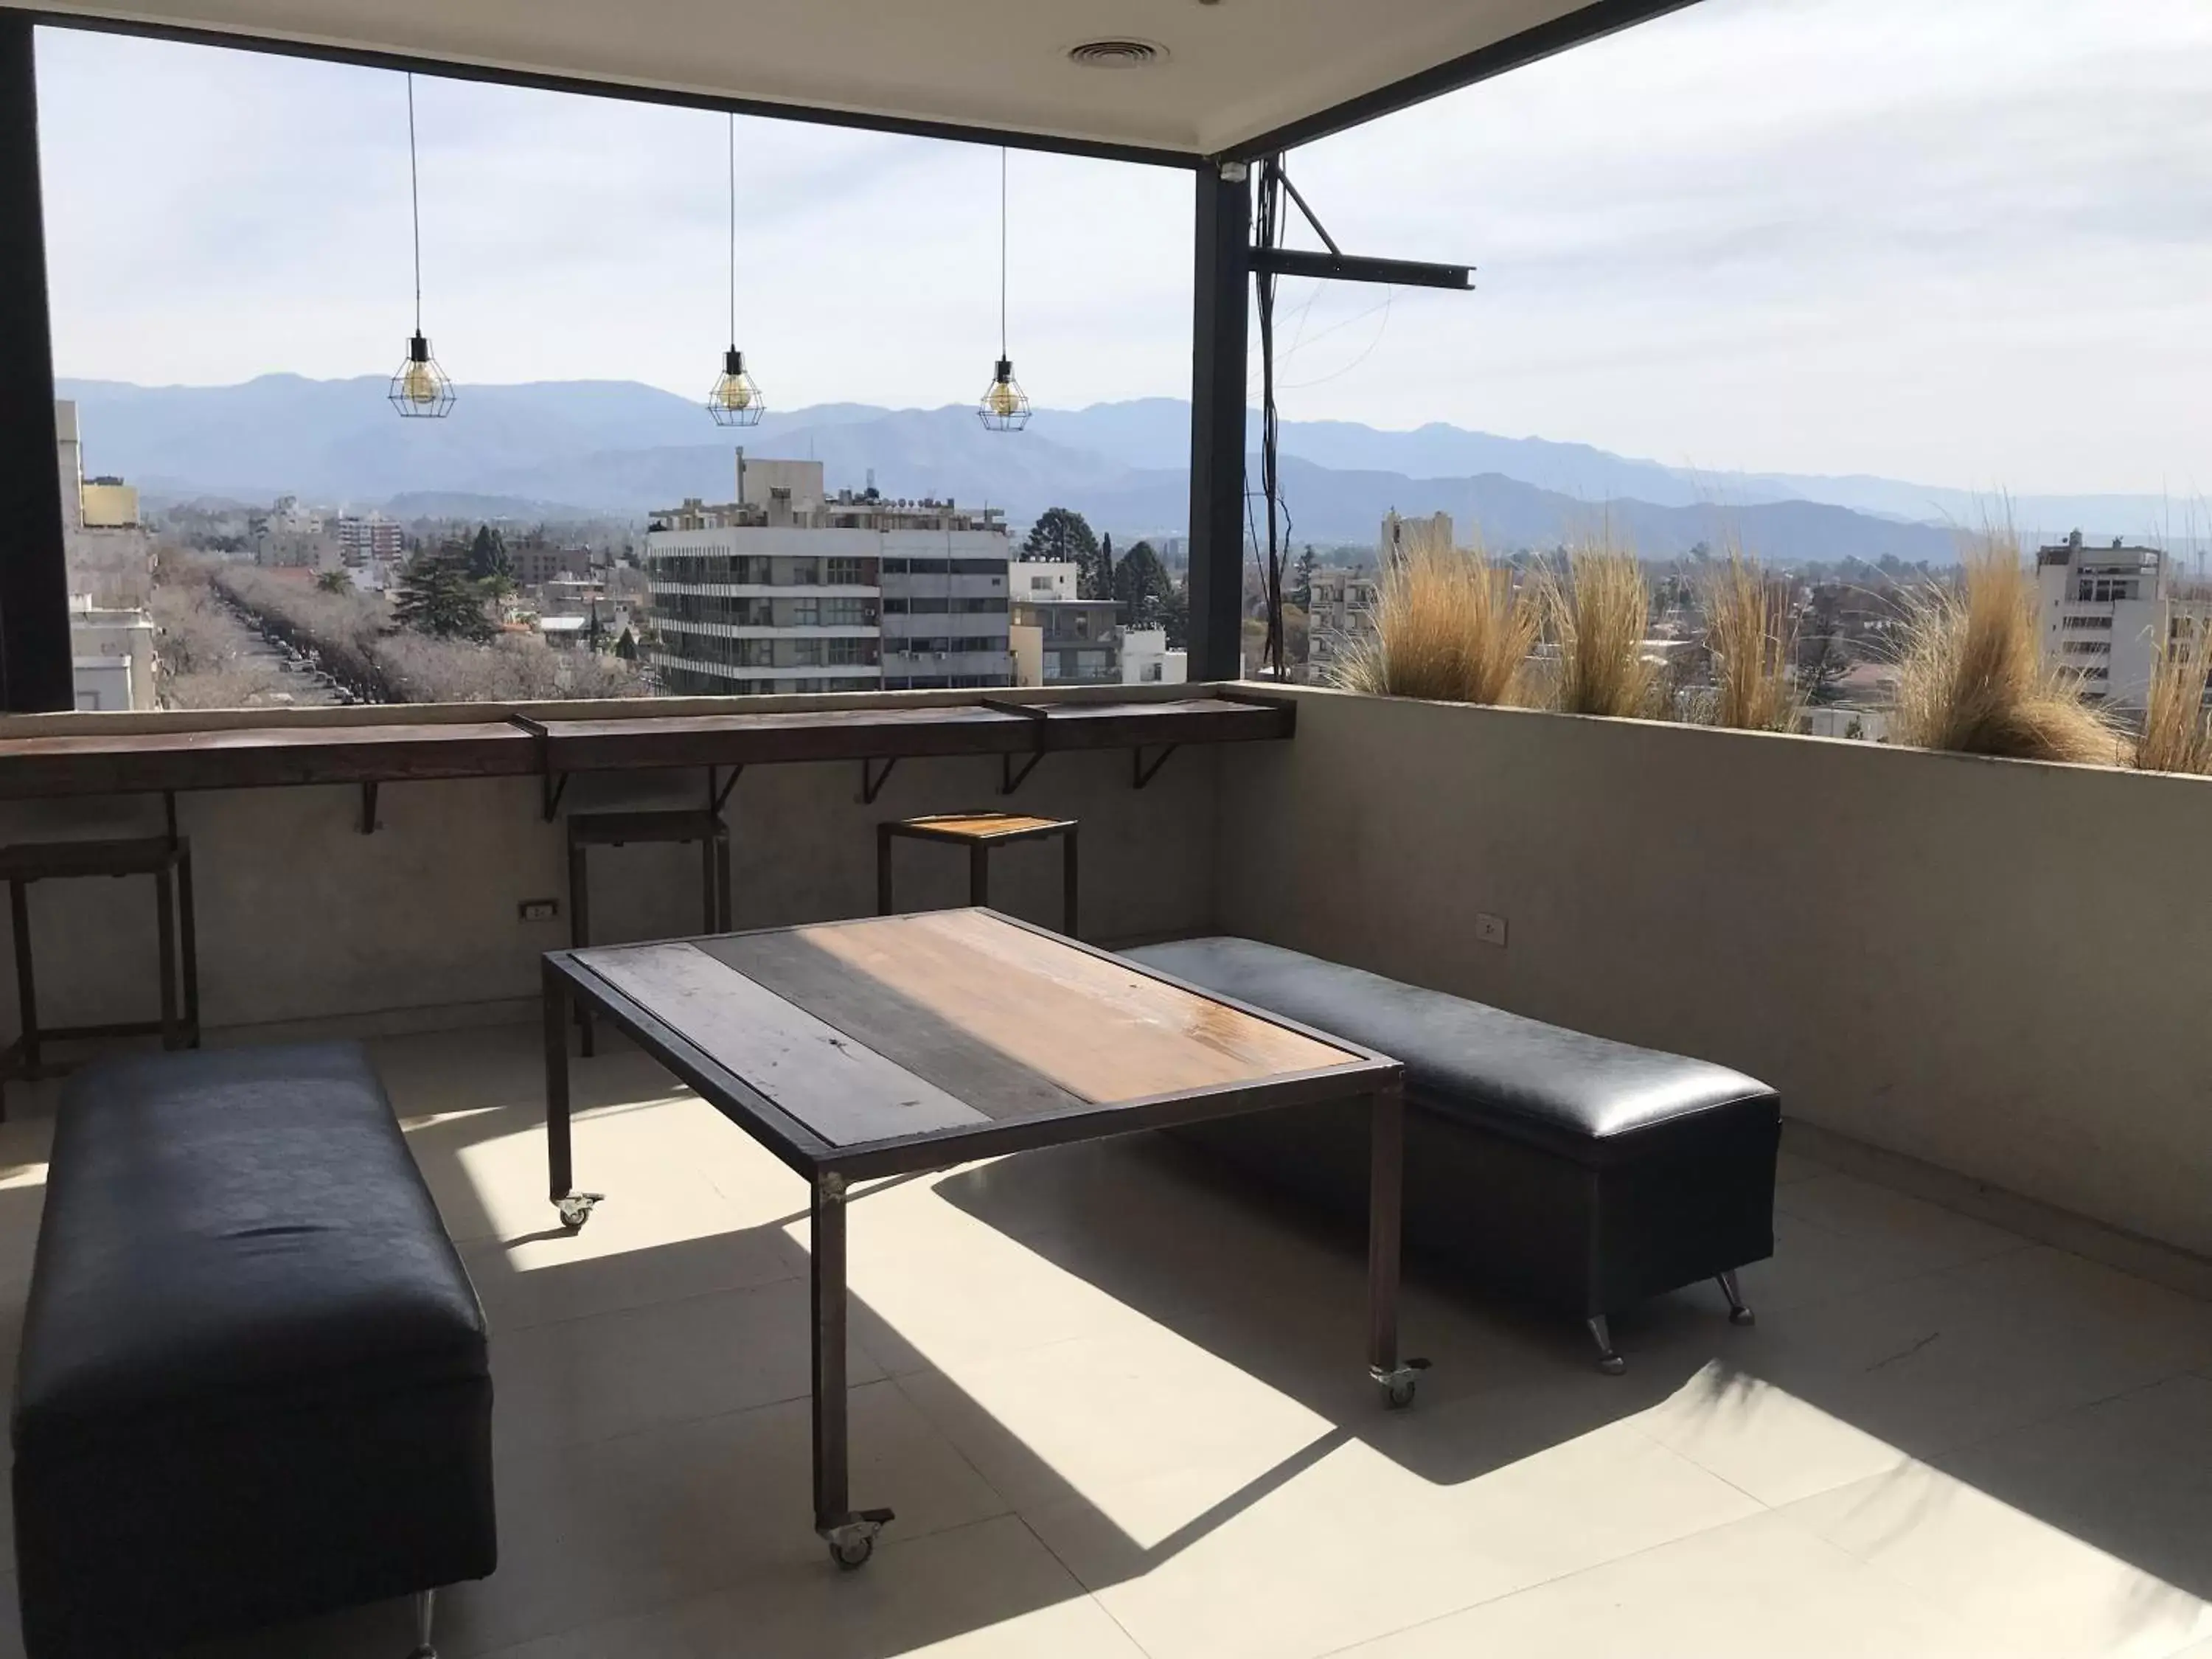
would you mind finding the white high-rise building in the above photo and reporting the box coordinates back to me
[643,457,1011,696]
[2036,530,2212,711]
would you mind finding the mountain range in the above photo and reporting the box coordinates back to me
[54,374,2187,562]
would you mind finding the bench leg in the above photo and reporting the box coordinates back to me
[1717,1270,1756,1326]
[406,1587,437,1659]
[1587,1315,1627,1375]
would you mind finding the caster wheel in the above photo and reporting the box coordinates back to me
[1385,1379,1417,1410]
[554,1192,604,1231]
[830,1534,874,1571]
[1729,1307,1757,1328]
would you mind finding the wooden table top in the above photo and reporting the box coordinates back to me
[883,813,1073,842]
[560,910,1391,1175]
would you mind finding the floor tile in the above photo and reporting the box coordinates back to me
[1773,1172,2028,1276]
[1634,1357,1913,1506]
[1327,1509,1989,1659]
[491,1275,885,1456]
[473,1515,1142,1659]
[1781,1450,2212,1659]
[1021,1397,1761,1659]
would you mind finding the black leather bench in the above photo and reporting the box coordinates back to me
[11,1043,495,1658]
[1125,938,1780,1371]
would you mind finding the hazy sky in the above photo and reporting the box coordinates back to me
[31,0,2212,495]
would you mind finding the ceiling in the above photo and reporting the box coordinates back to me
[10,0,1691,161]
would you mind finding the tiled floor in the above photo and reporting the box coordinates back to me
[2,1022,2211,1658]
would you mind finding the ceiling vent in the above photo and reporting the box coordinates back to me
[1067,38,1166,69]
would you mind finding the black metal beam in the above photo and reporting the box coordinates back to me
[1222,0,1706,161]
[25,12,1204,171]
[0,15,74,713]
[1186,162,1250,685]
[1247,248,1471,291]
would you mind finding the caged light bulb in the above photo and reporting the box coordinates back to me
[388,333,454,419]
[977,358,1030,431]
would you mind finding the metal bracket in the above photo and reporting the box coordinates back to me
[358,781,379,835]
[508,714,566,822]
[987,698,1051,796]
[860,757,898,805]
[708,765,743,816]
[1133,744,1179,790]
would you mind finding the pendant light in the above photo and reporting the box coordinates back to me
[706,112,764,426]
[978,147,1029,431]
[389,74,455,419]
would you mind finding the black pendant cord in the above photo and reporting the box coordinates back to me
[727,111,737,351]
[406,72,422,335]
[998,146,1009,361]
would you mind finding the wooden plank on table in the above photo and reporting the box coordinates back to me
[734,910,1365,1110]
[703,931,1089,1122]
[890,813,1069,841]
[577,942,992,1147]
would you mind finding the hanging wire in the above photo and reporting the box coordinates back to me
[727,111,737,347]
[998,146,1009,358]
[406,73,422,334]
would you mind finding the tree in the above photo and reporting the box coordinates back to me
[1158,577,1189,650]
[394,546,496,642]
[1113,540,1175,629]
[613,627,638,661]
[1098,533,1114,605]
[1022,507,1102,596]
[314,569,352,594]
[466,525,511,584]
[1795,585,1851,705]
[1291,546,1318,612]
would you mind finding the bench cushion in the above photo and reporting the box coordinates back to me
[1126,936,1775,1166]
[13,1043,495,1659]
[15,1042,486,1444]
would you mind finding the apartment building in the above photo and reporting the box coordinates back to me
[2037,530,2212,709]
[1304,564,1380,684]
[643,456,1011,696]
[335,512,404,563]
[1010,595,1121,686]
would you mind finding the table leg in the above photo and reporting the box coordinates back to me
[1061,827,1079,939]
[544,958,599,1231]
[969,842,990,909]
[154,863,180,1049]
[1366,1081,1425,1408]
[813,1171,891,1568]
[876,824,894,916]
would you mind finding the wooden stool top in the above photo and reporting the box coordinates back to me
[568,810,726,846]
[0,837,184,880]
[883,813,1074,846]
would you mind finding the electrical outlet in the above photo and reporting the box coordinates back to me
[1475,912,1508,947]
[518,899,560,922]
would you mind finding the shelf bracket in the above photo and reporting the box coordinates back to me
[860,757,898,806]
[1001,750,1046,796]
[1132,744,1179,790]
[708,764,743,816]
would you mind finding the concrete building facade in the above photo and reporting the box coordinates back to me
[2037,530,2212,710]
[644,457,1010,696]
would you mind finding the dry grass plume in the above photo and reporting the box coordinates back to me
[1536,538,1660,718]
[1334,526,1536,706]
[1703,550,1801,731]
[2135,606,2212,773]
[1889,526,2120,765]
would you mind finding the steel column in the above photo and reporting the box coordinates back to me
[0,16,74,712]
[1186,161,1250,684]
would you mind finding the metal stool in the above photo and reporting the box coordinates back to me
[0,835,200,1117]
[568,810,731,1057]
[877,813,1077,937]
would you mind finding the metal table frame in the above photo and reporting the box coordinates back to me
[539,912,1413,1569]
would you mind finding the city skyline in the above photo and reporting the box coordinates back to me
[29,0,2212,498]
